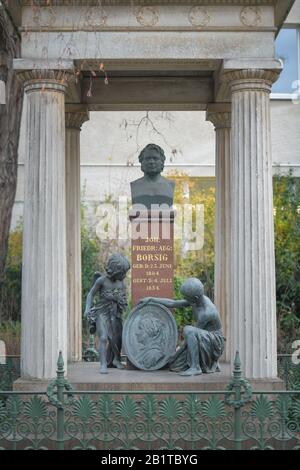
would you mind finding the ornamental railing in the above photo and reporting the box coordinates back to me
[0,352,300,450]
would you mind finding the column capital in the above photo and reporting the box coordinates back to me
[14,59,75,94]
[206,103,231,129]
[221,68,281,94]
[65,105,90,130]
[17,69,74,94]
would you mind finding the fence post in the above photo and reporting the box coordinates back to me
[47,352,73,450]
[225,351,252,450]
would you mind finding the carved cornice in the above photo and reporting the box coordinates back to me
[221,68,281,93]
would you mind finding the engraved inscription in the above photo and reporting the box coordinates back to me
[131,233,174,304]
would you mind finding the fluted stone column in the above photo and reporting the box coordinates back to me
[223,69,280,378]
[65,107,89,363]
[206,104,231,362]
[19,70,69,379]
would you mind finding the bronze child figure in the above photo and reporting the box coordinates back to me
[84,253,130,374]
[139,278,225,376]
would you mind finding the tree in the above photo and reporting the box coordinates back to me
[0,1,23,281]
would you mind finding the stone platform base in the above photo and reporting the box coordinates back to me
[13,361,284,392]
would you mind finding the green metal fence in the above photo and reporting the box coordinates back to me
[0,352,300,450]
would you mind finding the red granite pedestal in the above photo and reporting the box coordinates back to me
[129,209,175,306]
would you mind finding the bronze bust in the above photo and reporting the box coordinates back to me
[130,144,175,210]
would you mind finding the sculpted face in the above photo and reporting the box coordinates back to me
[136,324,147,345]
[141,149,162,176]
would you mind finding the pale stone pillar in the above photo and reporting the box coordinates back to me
[223,69,280,378]
[19,70,69,379]
[65,107,89,363]
[206,104,231,362]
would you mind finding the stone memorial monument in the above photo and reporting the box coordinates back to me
[84,253,130,374]
[130,144,175,306]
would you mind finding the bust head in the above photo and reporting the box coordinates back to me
[138,144,166,177]
[131,144,174,209]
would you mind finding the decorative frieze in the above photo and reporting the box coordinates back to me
[188,6,210,27]
[21,3,274,32]
[240,6,262,27]
[136,6,160,26]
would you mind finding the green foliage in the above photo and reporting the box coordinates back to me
[81,208,103,311]
[170,174,215,301]
[0,320,21,355]
[0,222,22,323]
[172,275,192,330]
[273,172,300,352]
